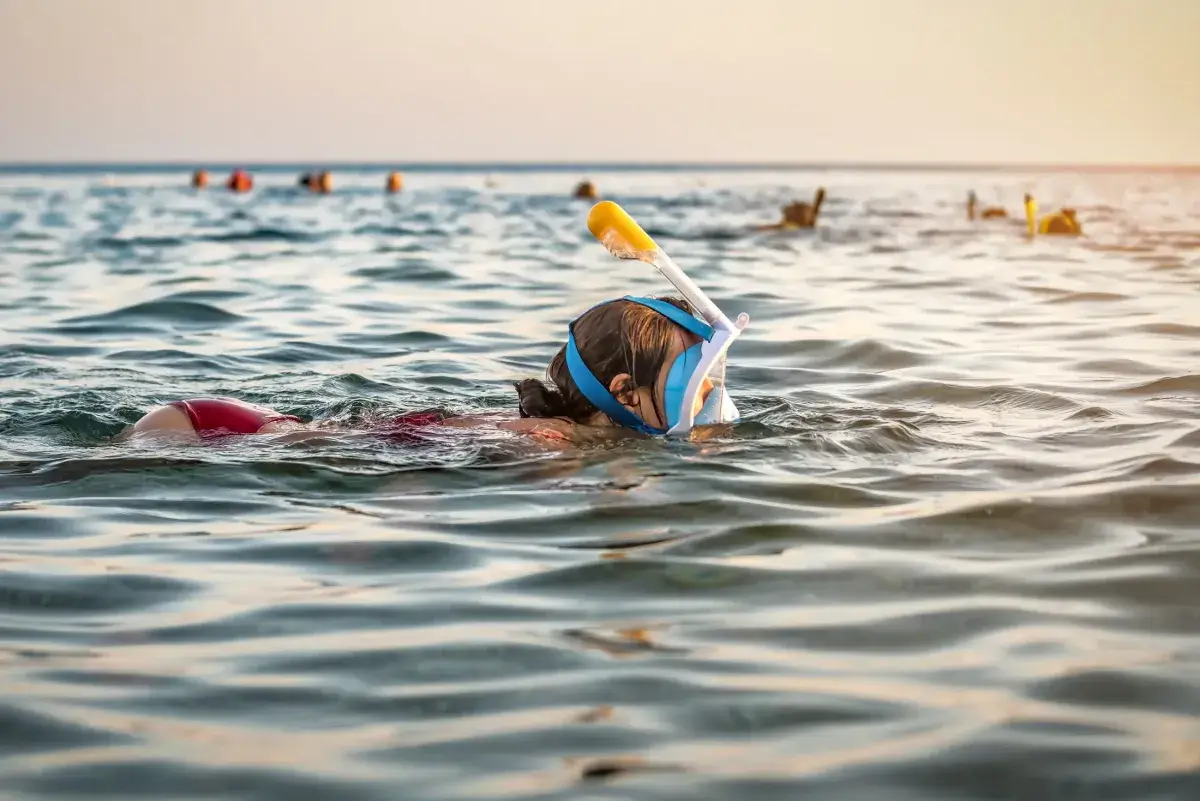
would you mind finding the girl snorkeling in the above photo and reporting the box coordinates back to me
[126,203,746,444]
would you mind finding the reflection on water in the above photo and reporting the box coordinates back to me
[1,167,1199,800]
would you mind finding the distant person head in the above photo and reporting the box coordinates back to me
[315,171,333,194]
[1065,208,1081,235]
[573,180,598,199]
[781,187,826,228]
[1043,208,1082,235]
[227,170,253,193]
[781,202,807,226]
[298,173,314,189]
[191,169,209,189]
[967,190,977,220]
[515,296,713,432]
[386,172,404,193]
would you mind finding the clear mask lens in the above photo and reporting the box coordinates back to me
[691,355,739,426]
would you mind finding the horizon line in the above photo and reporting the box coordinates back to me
[0,160,1197,174]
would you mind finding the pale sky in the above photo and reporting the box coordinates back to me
[1,0,1197,164]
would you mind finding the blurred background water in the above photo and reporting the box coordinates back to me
[1,165,1198,800]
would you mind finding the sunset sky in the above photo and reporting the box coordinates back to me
[1,0,1196,164]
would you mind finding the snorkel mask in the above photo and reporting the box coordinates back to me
[566,201,749,437]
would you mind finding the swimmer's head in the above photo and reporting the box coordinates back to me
[515,296,710,431]
[386,172,404,193]
[573,180,598,199]
[192,169,209,189]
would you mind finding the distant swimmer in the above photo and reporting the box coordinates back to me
[1024,193,1082,236]
[573,180,598,199]
[298,171,332,193]
[191,169,209,189]
[226,169,253,193]
[386,171,404,193]
[755,187,826,231]
[1039,208,1081,235]
[967,190,1007,220]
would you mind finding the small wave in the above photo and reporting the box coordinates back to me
[1066,406,1117,421]
[1116,374,1200,397]
[1168,427,1200,448]
[13,230,54,242]
[1073,358,1165,377]
[0,702,137,755]
[1132,322,1200,338]
[60,300,243,328]
[106,349,247,373]
[0,570,197,614]
[247,341,382,364]
[798,339,930,371]
[351,263,458,282]
[860,380,1080,412]
[869,208,926,220]
[207,227,325,244]
[351,223,445,238]
[94,235,186,250]
[1045,291,1130,304]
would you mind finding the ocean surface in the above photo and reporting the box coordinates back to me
[1,166,1198,800]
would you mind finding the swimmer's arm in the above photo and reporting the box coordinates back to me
[444,415,574,439]
[440,415,595,446]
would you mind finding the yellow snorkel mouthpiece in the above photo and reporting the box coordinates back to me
[587,200,658,261]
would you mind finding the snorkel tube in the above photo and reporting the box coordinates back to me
[586,201,749,435]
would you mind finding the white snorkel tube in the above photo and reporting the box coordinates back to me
[586,201,749,435]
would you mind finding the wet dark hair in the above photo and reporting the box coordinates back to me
[514,296,695,423]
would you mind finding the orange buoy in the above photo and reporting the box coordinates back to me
[227,169,253,193]
[386,171,404,193]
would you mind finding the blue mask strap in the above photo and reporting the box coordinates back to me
[565,322,663,435]
[622,296,715,342]
[562,296,714,436]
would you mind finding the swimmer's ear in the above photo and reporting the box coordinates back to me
[608,373,638,406]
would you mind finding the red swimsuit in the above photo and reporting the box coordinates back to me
[168,398,302,437]
[168,397,446,441]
